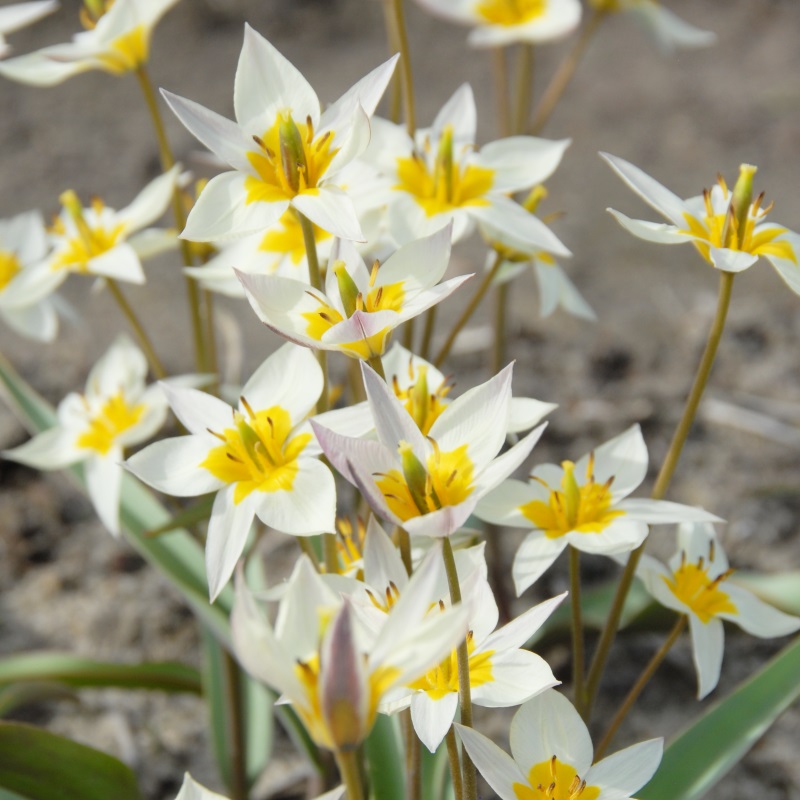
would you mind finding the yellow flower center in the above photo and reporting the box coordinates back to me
[260,211,331,266]
[0,250,22,292]
[680,177,797,265]
[200,402,311,505]
[391,364,451,435]
[331,516,366,577]
[375,440,475,522]
[664,553,737,624]
[519,458,625,538]
[408,631,494,699]
[50,197,125,274]
[475,0,548,25]
[514,756,600,800]
[75,391,146,455]
[245,113,338,204]
[395,125,494,217]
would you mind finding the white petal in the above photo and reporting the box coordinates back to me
[578,424,647,502]
[475,479,537,527]
[709,246,759,273]
[161,383,232,435]
[721,585,800,639]
[478,137,570,193]
[471,650,559,708]
[565,517,649,556]
[619,498,721,525]
[455,725,525,800]
[363,516,409,592]
[476,425,546,497]
[206,486,257,601]
[432,83,476,144]
[87,243,145,284]
[690,614,724,700]
[411,692,459,753]
[2,301,58,341]
[174,772,230,800]
[322,54,399,125]
[534,261,596,321]
[0,47,89,86]
[633,0,716,52]
[118,166,180,233]
[85,455,122,536]
[606,208,688,244]
[513,533,565,595]
[2,427,83,470]
[311,420,393,485]
[588,738,663,796]
[292,187,364,242]
[376,223,453,289]
[482,593,567,652]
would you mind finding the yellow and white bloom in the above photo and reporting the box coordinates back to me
[162,24,397,243]
[239,226,470,361]
[3,335,174,535]
[0,0,57,58]
[0,0,179,85]
[0,209,61,340]
[457,690,663,800]
[477,425,720,594]
[413,0,581,47]
[313,361,545,539]
[590,0,714,53]
[638,522,800,699]
[126,344,337,600]
[365,84,571,252]
[45,165,179,286]
[602,154,800,293]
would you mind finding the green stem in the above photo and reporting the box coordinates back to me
[491,47,511,137]
[397,527,412,576]
[222,650,248,800]
[442,538,477,800]
[513,44,534,135]
[419,305,437,362]
[106,279,166,379]
[388,0,416,136]
[403,317,415,351]
[595,615,687,758]
[299,536,322,572]
[529,9,606,135]
[493,282,509,373]
[584,271,735,716]
[434,252,504,368]
[444,726,464,800]
[323,533,339,574]
[403,709,421,800]
[203,288,218,383]
[336,748,365,800]
[569,547,586,717]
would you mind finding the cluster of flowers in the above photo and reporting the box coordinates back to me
[2,1,800,799]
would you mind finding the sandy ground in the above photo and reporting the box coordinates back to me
[2,0,800,797]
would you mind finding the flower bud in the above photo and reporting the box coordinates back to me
[333,260,360,317]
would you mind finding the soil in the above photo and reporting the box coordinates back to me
[1,1,800,798]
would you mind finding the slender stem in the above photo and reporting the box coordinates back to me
[381,1,403,124]
[419,305,437,362]
[529,9,607,135]
[388,0,416,137]
[595,615,687,759]
[584,271,735,716]
[367,354,386,380]
[336,749,365,800]
[221,650,248,800]
[445,726,464,800]
[493,282,509,373]
[434,252,504,368]
[513,44,534,135]
[299,536,322,572]
[203,288,218,381]
[134,64,175,172]
[483,523,513,624]
[403,709,421,800]
[491,47,511,137]
[403,317,415,350]
[569,547,586,717]
[323,533,339,574]
[106,279,166,378]
[442,538,477,800]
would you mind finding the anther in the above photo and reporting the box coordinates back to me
[370,259,380,287]
[206,427,227,442]
[240,396,256,419]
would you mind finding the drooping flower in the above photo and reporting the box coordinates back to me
[457,690,663,800]
[0,0,179,85]
[589,0,715,53]
[0,0,57,58]
[638,522,800,699]
[0,209,62,340]
[602,153,800,293]
[45,165,179,286]
[413,0,582,47]
[125,343,337,600]
[238,225,470,361]
[232,546,469,751]
[161,24,397,243]
[3,335,176,535]
[477,425,720,594]
[313,361,545,539]
[364,83,571,252]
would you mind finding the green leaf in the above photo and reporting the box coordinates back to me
[639,634,800,800]
[0,683,77,718]
[364,715,405,800]
[144,495,215,539]
[0,722,142,800]
[0,653,201,695]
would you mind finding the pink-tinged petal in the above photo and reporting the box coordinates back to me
[469,196,571,258]
[310,419,393,485]
[472,650,559,708]
[241,344,322,424]
[565,517,649,556]
[511,691,593,776]
[588,738,663,796]
[475,479,537,528]
[0,47,89,86]
[577,424,647,502]
[708,246,759,273]
[363,516,409,592]
[513,533,566,595]
[402,499,477,539]
[2,427,83,470]
[234,24,319,132]
[432,83,476,144]
[508,397,558,434]
[606,208,688,244]
[85,455,122,536]
[476,425,547,497]
[478,137,570,193]
[253,457,336,536]
[411,692,458,753]
[690,614,724,700]
[161,90,257,174]
[455,725,526,800]
[620,498,721,525]
[321,309,399,354]
[599,153,688,227]
[482,592,567,652]
[161,383,232,434]
[183,172,289,243]
[2,302,58,341]
[293,187,364,242]
[206,485,257,601]
[87,243,144,284]
[377,223,453,289]
[126,435,226,497]
[118,166,180,233]
[720,585,800,638]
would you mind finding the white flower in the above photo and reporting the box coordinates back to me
[126,343,337,600]
[477,425,721,594]
[413,0,582,47]
[365,83,571,252]
[0,0,57,58]
[3,335,173,534]
[161,24,397,243]
[638,522,800,699]
[602,153,800,293]
[0,209,61,340]
[174,774,343,800]
[457,690,663,800]
[0,0,179,85]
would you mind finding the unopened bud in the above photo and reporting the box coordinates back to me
[409,366,430,432]
[333,260,360,317]
[561,460,580,528]
[729,163,757,247]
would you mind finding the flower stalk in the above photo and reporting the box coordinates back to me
[335,749,365,800]
[569,546,586,716]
